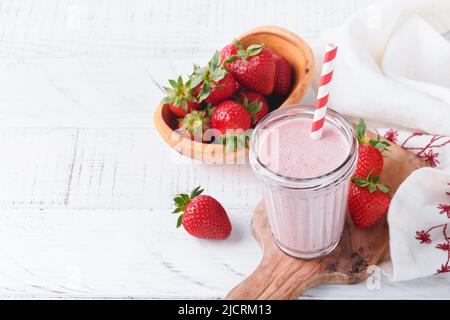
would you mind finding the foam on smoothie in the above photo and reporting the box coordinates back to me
[258,118,349,179]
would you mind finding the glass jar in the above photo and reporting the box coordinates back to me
[249,105,358,259]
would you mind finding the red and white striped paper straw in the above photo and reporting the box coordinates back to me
[310,44,338,140]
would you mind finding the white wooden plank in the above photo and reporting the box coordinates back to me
[0,208,259,298]
[0,59,166,128]
[0,128,77,207]
[0,0,375,59]
[0,0,375,127]
[0,208,448,299]
[0,128,260,209]
[0,0,447,300]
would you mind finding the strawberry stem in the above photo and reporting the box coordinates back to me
[239,95,262,122]
[191,51,228,102]
[219,134,250,154]
[356,118,367,145]
[356,118,390,152]
[161,75,197,110]
[351,171,390,195]
[178,110,210,139]
[172,186,204,228]
[222,43,264,65]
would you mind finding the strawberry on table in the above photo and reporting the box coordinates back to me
[354,119,390,178]
[172,186,232,240]
[191,51,237,105]
[348,173,391,229]
[220,41,276,95]
[177,110,211,142]
[162,76,201,118]
[272,53,292,96]
[236,91,269,126]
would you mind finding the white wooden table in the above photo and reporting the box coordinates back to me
[0,0,448,299]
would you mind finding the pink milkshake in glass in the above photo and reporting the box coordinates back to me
[250,105,357,259]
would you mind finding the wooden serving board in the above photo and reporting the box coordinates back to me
[226,132,428,300]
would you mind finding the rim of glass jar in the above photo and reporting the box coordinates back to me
[249,104,358,190]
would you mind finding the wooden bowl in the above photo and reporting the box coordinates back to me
[153,25,315,164]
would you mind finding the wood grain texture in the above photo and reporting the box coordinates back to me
[0,0,449,299]
[227,132,428,300]
[227,203,388,300]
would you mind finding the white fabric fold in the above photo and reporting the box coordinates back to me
[313,0,450,281]
[313,0,450,136]
[388,168,450,281]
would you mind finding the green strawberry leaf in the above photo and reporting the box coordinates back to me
[246,101,262,115]
[190,186,204,198]
[220,134,250,154]
[180,193,190,203]
[181,99,188,111]
[223,55,239,64]
[351,176,369,187]
[210,69,226,82]
[369,139,390,152]
[210,51,221,69]
[161,96,173,104]
[356,119,366,145]
[163,86,175,95]
[189,75,203,89]
[169,79,178,89]
[352,173,390,195]
[177,76,183,87]
[205,103,214,116]
[176,214,184,228]
[377,184,390,193]
[173,196,184,206]
[197,82,211,102]
[247,44,263,51]
[172,207,183,214]
[247,45,263,57]
[173,96,181,107]
[233,39,243,50]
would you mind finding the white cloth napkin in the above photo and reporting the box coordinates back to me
[313,0,450,281]
[313,0,450,136]
[389,168,450,280]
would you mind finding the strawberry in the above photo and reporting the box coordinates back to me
[348,173,391,229]
[235,81,243,92]
[272,53,292,96]
[191,51,237,105]
[236,91,269,126]
[211,100,252,152]
[220,43,238,63]
[354,119,390,178]
[162,76,201,118]
[172,186,232,240]
[221,41,276,95]
[211,100,251,134]
[177,110,211,142]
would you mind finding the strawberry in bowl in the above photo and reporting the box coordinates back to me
[162,76,201,118]
[153,26,315,162]
[221,41,276,95]
[191,52,237,105]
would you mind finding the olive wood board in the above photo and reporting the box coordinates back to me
[226,131,428,300]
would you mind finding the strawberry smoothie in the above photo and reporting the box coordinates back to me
[250,105,357,259]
